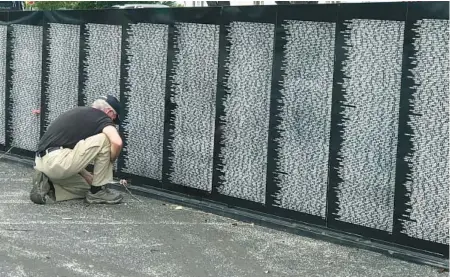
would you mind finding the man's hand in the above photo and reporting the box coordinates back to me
[79,169,93,185]
[119,179,129,187]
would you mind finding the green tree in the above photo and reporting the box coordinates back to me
[31,1,178,10]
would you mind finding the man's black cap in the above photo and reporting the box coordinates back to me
[100,95,121,124]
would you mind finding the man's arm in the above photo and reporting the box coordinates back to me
[102,125,123,162]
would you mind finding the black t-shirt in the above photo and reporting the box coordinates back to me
[37,106,114,153]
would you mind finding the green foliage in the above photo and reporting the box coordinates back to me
[29,1,75,10]
[31,1,178,10]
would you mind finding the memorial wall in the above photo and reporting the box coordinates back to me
[0,2,448,258]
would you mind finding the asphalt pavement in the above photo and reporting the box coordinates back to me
[0,158,446,277]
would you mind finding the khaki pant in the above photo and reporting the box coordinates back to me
[34,133,113,201]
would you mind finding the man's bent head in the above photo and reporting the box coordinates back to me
[91,95,121,125]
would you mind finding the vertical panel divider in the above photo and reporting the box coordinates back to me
[4,23,13,149]
[264,6,283,207]
[117,18,130,173]
[77,23,86,107]
[392,3,412,238]
[161,22,176,187]
[39,14,49,138]
[211,7,228,195]
[325,4,345,227]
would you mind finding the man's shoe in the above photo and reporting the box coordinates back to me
[30,170,52,204]
[85,186,123,204]
[46,189,56,204]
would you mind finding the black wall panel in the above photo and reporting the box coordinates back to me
[160,8,223,196]
[393,1,449,256]
[327,2,407,240]
[163,8,221,193]
[214,6,276,204]
[6,12,43,157]
[42,20,80,133]
[120,10,169,181]
[0,2,448,259]
[267,4,337,224]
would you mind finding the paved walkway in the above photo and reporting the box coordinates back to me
[0,159,445,277]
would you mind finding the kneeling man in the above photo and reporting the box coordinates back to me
[31,95,123,205]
